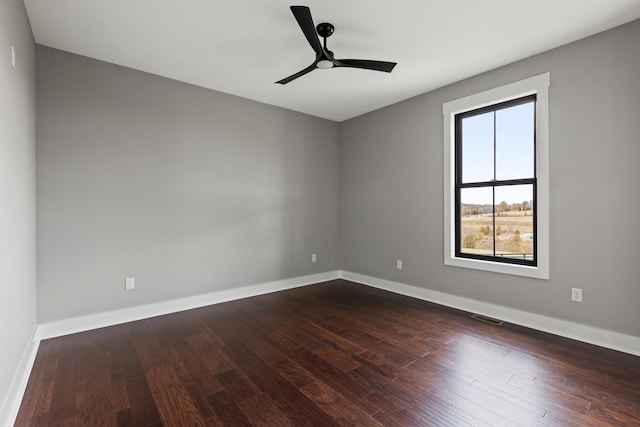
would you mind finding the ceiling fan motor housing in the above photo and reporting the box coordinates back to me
[316,22,334,38]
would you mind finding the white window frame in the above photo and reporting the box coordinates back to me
[443,73,550,279]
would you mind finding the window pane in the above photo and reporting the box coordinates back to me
[494,185,534,261]
[460,187,494,256]
[496,101,534,180]
[462,112,494,183]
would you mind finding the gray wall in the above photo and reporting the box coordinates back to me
[0,0,36,419]
[340,20,640,337]
[34,19,640,338]
[36,46,340,323]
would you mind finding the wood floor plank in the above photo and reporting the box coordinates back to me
[237,393,298,427]
[47,336,80,424]
[16,279,640,426]
[206,391,253,427]
[29,355,59,426]
[298,320,367,355]
[299,380,383,426]
[351,350,401,379]
[14,339,59,426]
[165,346,222,420]
[268,329,374,400]
[216,369,261,403]
[353,364,456,425]
[75,328,120,427]
[76,365,116,427]
[405,353,553,425]
[105,336,131,416]
[270,357,316,389]
[507,373,591,415]
[111,324,164,426]
[144,364,206,427]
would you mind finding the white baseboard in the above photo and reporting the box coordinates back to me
[340,270,640,357]
[36,270,341,341]
[0,327,40,427]
[36,269,640,356]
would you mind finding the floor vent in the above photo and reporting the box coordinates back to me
[470,314,504,326]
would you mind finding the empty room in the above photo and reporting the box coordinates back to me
[2,0,640,425]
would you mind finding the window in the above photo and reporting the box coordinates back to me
[456,95,536,265]
[443,73,549,279]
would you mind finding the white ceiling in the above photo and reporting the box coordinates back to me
[23,0,640,122]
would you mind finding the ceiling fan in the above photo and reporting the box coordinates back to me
[276,5,397,84]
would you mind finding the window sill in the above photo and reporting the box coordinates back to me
[444,255,549,279]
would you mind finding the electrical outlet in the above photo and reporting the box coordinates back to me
[571,288,582,302]
[396,260,403,270]
[311,253,317,263]
[125,277,135,290]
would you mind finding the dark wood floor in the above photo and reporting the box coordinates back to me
[16,280,640,426]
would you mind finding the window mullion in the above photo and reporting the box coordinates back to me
[492,187,496,257]
[492,110,497,257]
[493,111,497,182]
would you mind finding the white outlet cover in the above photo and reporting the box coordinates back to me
[397,260,403,270]
[312,254,317,263]
[125,277,135,290]
[571,287,582,302]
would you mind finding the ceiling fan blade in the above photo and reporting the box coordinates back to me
[335,59,397,73]
[290,6,322,55]
[275,63,317,84]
